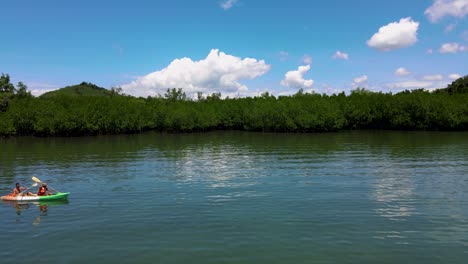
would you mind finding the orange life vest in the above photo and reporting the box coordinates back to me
[37,186,48,196]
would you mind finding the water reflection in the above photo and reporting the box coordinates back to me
[363,144,412,218]
[2,200,69,226]
[1,131,467,263]
[372,171,416,220]
[173,144,259,189]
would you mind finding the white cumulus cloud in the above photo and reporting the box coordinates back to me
[30,88,58,97]
[425,0,468,22]
[332,51,349,60]
[422,74,444,81]
[352,75,368,88]
[280,65,314,89]
[395,67,411,76]
[367,17,419,51]
[23,82,62,97]
[449,73,462,80]
[439,42,467,53]
[122,49,271,98]
[220,0,238,10]
[386,74,454,92]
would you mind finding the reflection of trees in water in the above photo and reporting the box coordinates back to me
[1,131,466,182]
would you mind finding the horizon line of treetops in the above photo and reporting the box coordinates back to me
[1,73,467,136]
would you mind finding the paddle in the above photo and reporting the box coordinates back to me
[20,182,38,195]
[32,176,59,193]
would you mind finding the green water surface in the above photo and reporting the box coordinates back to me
[1,131,467,263]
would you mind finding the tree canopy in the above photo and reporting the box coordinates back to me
[1,73,467,136]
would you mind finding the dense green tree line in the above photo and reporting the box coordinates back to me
[0,74,467,136]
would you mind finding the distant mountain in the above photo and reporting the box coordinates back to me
[40,82,115,97]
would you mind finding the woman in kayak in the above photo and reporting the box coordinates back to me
[8,183,25,197]
[37,183,51,196]
[8,183,34,197]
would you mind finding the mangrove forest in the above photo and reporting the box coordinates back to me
[0,73,467,137]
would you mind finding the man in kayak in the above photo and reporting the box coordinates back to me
[8,183,34,196]
[37,183,51,196]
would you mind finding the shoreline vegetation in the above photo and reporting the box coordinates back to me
[1,73,467,137]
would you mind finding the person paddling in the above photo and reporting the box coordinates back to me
[8,183,34,196]
[37,183,51,196]
[8,183,25,197]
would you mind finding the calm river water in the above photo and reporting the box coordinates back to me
[1,131,467,263]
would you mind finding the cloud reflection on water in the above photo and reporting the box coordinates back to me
[372,171,416,221]
[173,144,260,189]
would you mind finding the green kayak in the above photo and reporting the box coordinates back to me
[1,192,70,201]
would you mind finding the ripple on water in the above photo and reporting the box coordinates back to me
[1,131,468,263]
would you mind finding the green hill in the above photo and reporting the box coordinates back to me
[446,75,468,94]
[435,75,468,94]
[40,82,114,98]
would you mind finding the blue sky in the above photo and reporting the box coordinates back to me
[1,0,467,97]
